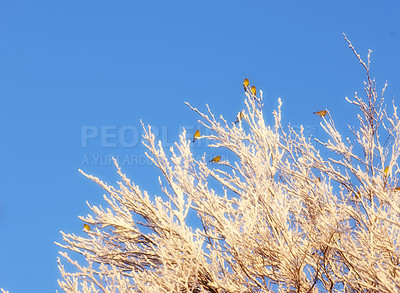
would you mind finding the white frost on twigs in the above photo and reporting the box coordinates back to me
[57,45,400,292]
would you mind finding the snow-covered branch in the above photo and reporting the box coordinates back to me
[56,41,400,292]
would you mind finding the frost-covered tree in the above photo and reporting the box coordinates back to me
[55,37,400,292]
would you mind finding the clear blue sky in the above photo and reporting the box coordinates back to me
[1,1,399,291]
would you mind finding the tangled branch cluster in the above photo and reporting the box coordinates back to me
[55,40,400,292]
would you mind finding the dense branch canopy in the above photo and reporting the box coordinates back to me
[55,41,400,293]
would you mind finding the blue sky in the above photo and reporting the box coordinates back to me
[1,1,400,291]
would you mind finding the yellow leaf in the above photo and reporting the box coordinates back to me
[384,166,389,177]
